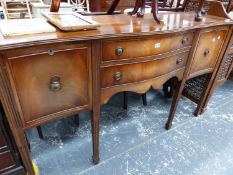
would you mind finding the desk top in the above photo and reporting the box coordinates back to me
[0,12,232,50]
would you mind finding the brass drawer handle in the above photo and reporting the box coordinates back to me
[176,58,183,65]
[181,38,188,45]
[48,49,55,56]
[115,46,124,56]
[204,49,210,57]
[114,72,122,81]
[50,76,61,91]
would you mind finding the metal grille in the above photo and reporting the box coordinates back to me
[218,53,233,80]
[183,74,210,101]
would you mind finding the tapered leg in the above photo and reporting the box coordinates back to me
[36,126,43,139]
[74,114,80,127]
[194,84,215,116]
[25,135,31,150]
[163,78,176,98]
[142,93,147,106]
[91,109,100,164]
[123,91,128,110]
[165,80,183,130]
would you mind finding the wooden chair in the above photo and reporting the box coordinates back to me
[1,0,32,19]
[69,0,90,12]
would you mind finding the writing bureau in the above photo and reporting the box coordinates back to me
[0,10,233,174]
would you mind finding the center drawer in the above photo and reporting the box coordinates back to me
[101,51,189,88]
[102,32,194,62]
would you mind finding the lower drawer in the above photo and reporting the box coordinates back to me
[0,150,16,173]
[101,51,189,88]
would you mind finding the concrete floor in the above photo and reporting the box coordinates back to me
[27,77,233,175]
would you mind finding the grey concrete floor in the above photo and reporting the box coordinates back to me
[27,77,233,175]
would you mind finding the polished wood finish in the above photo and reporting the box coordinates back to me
[2,42,91,128]
[101,51,189,88]
[102,32,193,61]
[0,10,232,174]
[0,106,25,175]
[194,26,233,116]
[189,26,228,77]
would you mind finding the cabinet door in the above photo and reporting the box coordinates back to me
[3,42,91,128]
[189,26,229,78]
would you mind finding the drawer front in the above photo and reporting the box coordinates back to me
[0,132,7,151]
[102,32,194,62]
[101,51,189,88]
[190,27,228,75]
[5,43,90,126]
[0,151,16,172]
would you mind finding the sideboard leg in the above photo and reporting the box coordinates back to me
[91,109,100,164]
[123,91,128,110]
[25,135,31,150]
[163,78,176,98]
[194,83,216,116]
[165,80,183,130]
[142,93,147,106]
[74,114,80,127]
[36,126,43,139]
[21,131,36,175]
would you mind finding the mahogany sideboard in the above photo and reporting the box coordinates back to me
[0,10,232,174]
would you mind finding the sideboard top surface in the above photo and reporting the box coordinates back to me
[0,12,232,50]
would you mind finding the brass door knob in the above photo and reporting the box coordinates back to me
[50,76,61,91]
[204,49,210,57]
[181,38,188,45]
[114,72,122,81]
[115,47,124,56]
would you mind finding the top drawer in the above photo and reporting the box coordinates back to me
[102,32,194,62]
